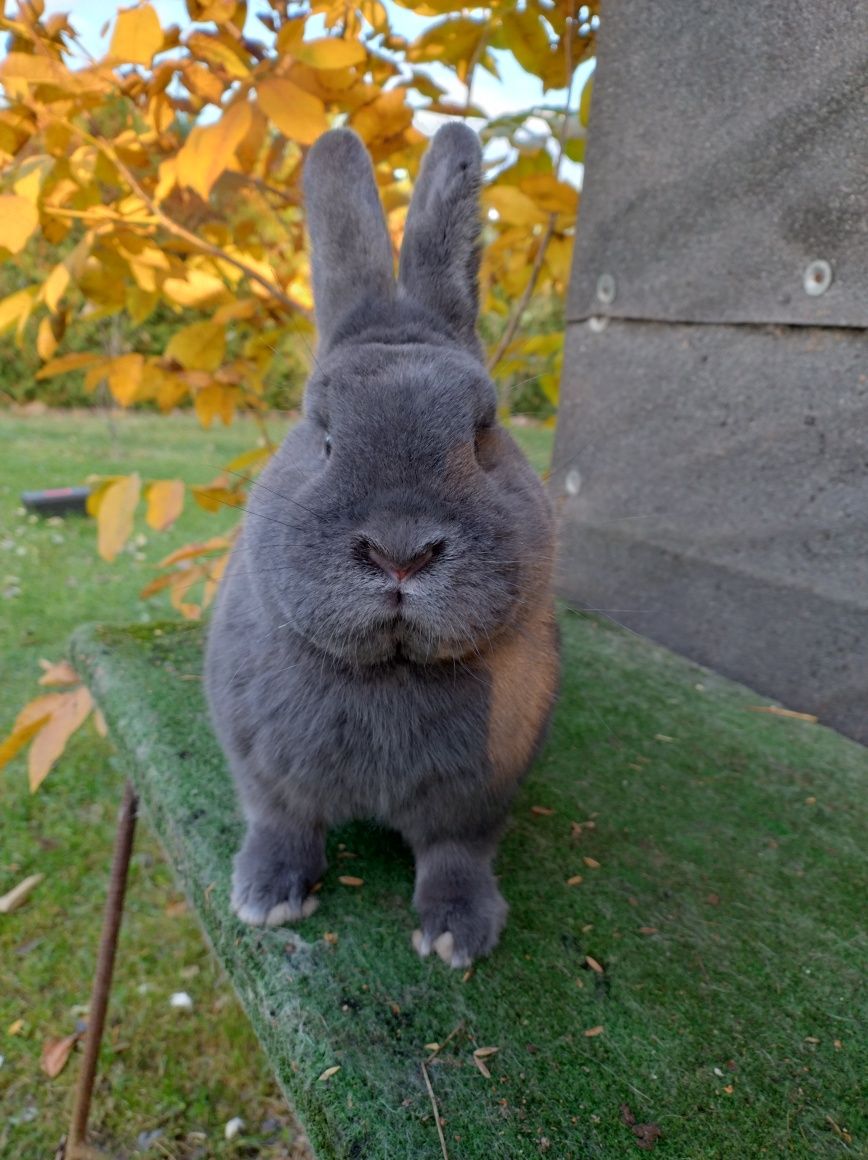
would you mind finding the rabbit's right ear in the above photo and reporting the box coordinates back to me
[304,129,394,351]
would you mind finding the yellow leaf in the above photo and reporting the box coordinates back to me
[0,287,35,342]
[296,37,367,69]
[194,384,237,427]
[176,101,252,199]
[36,352,102,380]
[192,483,243,511]
[257,78,328,146]
[0,195,39,254]
[187,31,250,77]
[225,445,274,473]
[350,89,412,144]
[158,535,231,568]
[28,687,93,792]
[95,474,141,562]
[501,9,552,79]
[145,479,185,531]
[110,4,164,66]
[0,713,52,772]
[166,322,225,372]
[162,269,229,308]
[38,659,80,687]
[518,174,578,217]
[105,354,145,406]
[36,317,58,361]
[484,185,546,226]
[41,262,71,313]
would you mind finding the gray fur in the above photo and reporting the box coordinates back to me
[205,124,557,965]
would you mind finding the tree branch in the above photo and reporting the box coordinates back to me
[486,1,578,374]
[63,122,301,316]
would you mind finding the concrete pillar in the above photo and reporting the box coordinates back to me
[552,0,868,743]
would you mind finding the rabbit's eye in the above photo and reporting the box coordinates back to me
[324,433,332,458]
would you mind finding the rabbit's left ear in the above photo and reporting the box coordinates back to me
[398,123,483,358]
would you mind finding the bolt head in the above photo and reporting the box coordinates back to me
[803,259,832,297]
[595,273,616,305]
[565,469,582,497]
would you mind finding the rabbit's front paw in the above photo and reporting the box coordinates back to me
[231,822,325,927]
[412,845,508,968]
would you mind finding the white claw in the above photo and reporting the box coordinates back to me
[412,929,432,957]
[433,931,455,964]
[450,951,472,970]
[234,902,267,926]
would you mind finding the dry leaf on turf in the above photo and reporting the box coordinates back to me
[473,1055,492,1078]
[566,875,583,886]
[531,805,555,816]
[583,1025,604,1037]
[318,1066,340,1081]
[0,873,44,913]
[585,955,604,974]
[583,857,601,869]
[41,1031,82,1078]
[338,876,364,887]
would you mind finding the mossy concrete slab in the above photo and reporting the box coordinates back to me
[70,611,866,1159]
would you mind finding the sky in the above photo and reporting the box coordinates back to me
[44,0,593,180]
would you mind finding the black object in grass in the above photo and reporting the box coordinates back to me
[21,486,91,517]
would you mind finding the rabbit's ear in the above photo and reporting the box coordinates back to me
[304,129,394,350]
[398,123,483,357]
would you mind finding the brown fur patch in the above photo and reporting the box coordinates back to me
[486,600,558,788]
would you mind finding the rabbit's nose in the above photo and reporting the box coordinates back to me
[362,539,444,584]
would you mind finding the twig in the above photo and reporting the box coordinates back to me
[420,1061,449,1160]
[59,120,300,315]
[426,1021,464,1063]
[486,1,578,374]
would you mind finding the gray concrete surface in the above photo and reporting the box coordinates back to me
[554,0,868,743]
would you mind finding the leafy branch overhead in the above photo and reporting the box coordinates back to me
[0,0,596,785]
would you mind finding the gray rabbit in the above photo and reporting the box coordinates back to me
[204,123,558,967]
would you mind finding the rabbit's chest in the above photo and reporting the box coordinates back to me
[279,657,490,822]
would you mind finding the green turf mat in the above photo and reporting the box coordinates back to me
[70,611,866,1159]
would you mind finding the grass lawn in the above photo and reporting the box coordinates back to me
[1,409,864,1158]
[0,409,554,1157]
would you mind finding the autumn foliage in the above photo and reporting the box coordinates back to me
[0,0,596,786]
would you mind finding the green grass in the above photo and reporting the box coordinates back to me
[0,409,551,1157]
[1,410,865,1159]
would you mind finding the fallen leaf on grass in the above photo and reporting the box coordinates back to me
[8,1018,24,1035]
[583,1025,604,1037]
[338,876,364,887]
[639,927,658,935]
[473,1055,492,1078]
[37,659,79,686]
[620,1104,662,1150]
[41,1031,83,1078]
[0,873,44,914]
[654,734,674,743]
[585,955,604,974]
[323,932,338,945]
[530,805,555,816]
[583,857,601,870]
[706,893,721,906]
[566,875,583,886]
[747,705,817,723]
[318,1066,340,1081]
[473,1046,499,1058]
[165,899,188,917]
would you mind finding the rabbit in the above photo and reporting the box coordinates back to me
[204,123,559,968]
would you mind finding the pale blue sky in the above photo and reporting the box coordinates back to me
[46,1,592,180]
